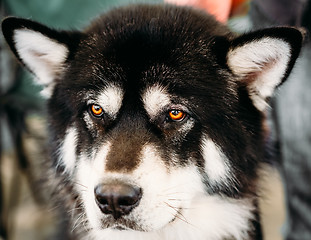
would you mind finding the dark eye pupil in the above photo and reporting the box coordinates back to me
[93,105,101,111]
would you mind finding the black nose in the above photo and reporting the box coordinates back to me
[94,182,142,220]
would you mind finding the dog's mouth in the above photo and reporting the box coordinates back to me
[112,226,127,231]
[99,207,183,232]
[100,216,146,232]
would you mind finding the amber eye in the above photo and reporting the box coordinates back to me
[90,104,103,117]
[168,110,186,121]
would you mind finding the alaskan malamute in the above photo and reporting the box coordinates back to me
[2,4,303,240]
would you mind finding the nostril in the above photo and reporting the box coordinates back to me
[94,182,142,219]
[95,194,109,206]
[119,186,141,205]
[118,196,137,206]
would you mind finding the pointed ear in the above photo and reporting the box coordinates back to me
[2,17,81,97]
[226,27,304,111]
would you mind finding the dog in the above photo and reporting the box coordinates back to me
[2,4,303,240]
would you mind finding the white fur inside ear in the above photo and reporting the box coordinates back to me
[13,29,69,97]
[227,38,291,111]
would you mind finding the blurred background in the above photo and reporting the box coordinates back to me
[1,0,310,240]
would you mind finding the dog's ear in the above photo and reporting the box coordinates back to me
[226,27,304,111]
[2,17,81,97]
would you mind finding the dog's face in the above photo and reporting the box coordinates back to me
[2,5,303,240]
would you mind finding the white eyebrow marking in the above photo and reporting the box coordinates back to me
[142,84,171,118]
[96,84,124,118]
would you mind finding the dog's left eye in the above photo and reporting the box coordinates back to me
[168,110,186,121]
[90,104,104,117]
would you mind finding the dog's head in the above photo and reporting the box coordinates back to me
[2,4,303,239]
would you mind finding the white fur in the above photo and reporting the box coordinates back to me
[227,38,290,111]
[201,136,231,185]
[13,29,68,97]
[57,127,78,175]
[142,84,171,118]
[75,141,254,240]
[89,196,254,240]
[97,85,124,118]
[76,142,113,230]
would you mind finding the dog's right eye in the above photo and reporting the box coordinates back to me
[89,104,104,118]
[168,110,186,122]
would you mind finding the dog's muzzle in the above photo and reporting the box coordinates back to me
[94,181,142,220]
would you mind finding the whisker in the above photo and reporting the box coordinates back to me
[67,206,84,214]
[71,213,86,233]
[47,205,61,212]
[167,198,186,201]
[164,202,199,230]
[164,202,187,222]
[174,214,189,225]
[74,181,88,189]
[79,189,88,193]
[81,216,90,233]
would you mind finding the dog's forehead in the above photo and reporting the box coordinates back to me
[66,11,235,118]
[75,10,223,83]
